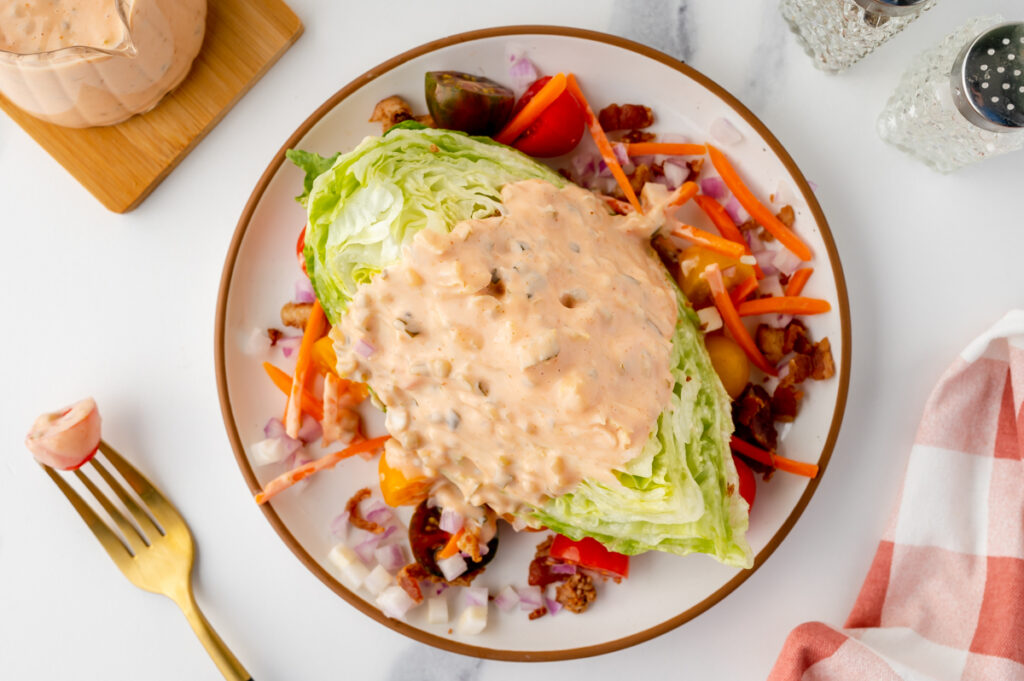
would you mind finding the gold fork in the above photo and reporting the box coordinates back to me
[43,441,252,681]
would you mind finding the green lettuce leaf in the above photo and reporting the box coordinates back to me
[294,127,564,323]
[285,149,341,206]
[530,288,752,568]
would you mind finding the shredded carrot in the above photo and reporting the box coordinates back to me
[785,267,814,296]
[668,180,699,207]
[737,296,831,317]
[565,74,642,213]
[262,362,324,421]
[255,436,391,505]
[438,527,465,560]
[703,263,777,376]
[731,276,759,305]
[285,301,326,438]
[694,194,764,279]
[625,142,707,157]
[672,224,746,259]
[601,195,633,214]
[730,436,819,479]
[707,144,812,261]
[494,73,567,145]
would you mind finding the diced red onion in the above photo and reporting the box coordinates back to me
[278,335,302,358]
[612,142,629,167]
[746,229,766,254]
[330,511,350,537]
[700,177,728,201]
[550,563,577,575]
[365,503,395,528]
[754,250,779,275]
[710,117,743,146]
[294,277,316,304]
[296,414,322,444]
[571,151,598,180]
[437,553,468,581]
[517,585,543,610]
[263,417,286,439]
[353,533,382,566]
[494,585,520,612]
[771,248,802,277]
[760,275,785,298]
[250,437,298,466]
[374,544,406,573]
[725,196,749,225]
[439,509,464,534]
[544,584,563,615]
[376,585,417,619]
[464,586,488,607]
[505,43,539,95]
[662,159,687,189]
[355,339,375,357]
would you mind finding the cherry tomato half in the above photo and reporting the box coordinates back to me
[296,225,307,275]
[549,534,629,579]
[510,76,585,158]
[732,454,756,511]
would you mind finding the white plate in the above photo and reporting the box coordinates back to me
[215,26,850,661]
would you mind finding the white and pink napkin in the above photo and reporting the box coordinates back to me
[769,311,1024,681]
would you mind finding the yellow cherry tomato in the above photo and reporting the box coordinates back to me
[704,333,750,399]
[676,246,754,307]
[378,452,431,507]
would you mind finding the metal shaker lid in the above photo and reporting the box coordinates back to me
[951,22,1024,132]
[850,0,932,19]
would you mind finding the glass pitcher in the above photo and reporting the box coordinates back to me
[0,0,207,128]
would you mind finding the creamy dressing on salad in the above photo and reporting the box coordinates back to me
[334,179,679,516]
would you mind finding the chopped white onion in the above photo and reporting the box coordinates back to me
[710,117,743,146]
[544,583,563,615]
[328,544,370,587]
[697,307,723,333]
[250,437,299,466]
[456,605,488,635]
[662,159,687,189]
[296,414,322,444]
[438,508,464,534]
[364,565,394,596]
[464,586,488,608]
[494,585,520,612]
[517,585,543,611]
[427,595,449,624]
[772,248,803,277]
[376,586,417,619]
[374,544,406,574]
[437,553,468,582]
[760,275,785,298]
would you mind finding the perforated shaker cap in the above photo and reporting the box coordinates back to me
[950,22,1024,133]
[851,0,931,19]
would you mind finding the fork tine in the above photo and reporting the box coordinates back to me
[73,468,148,553]
[43,465,133,563]
[90,458,164,539]
[98,441,184,530]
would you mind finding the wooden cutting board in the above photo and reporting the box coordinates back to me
[0,0,303,213]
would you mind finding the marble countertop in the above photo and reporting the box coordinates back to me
[2,1,1023,679]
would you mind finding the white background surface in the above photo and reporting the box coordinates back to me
[2,1,1022,680]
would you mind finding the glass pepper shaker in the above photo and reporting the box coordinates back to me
[878,18,1024,172]
[780,0,936,73]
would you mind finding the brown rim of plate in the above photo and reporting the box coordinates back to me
[215,25,851,663]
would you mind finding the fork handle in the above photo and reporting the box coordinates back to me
[172,585,252,681]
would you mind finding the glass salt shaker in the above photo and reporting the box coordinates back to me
[780,0,936,73]
[878,18,1024,173]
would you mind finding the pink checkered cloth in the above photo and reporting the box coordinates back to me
[768,311,1024,681]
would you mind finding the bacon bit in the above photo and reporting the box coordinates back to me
[555,572,597,614]
[771,384,803,422]
[756,324,786,365]
[686,158,705,183]
[369,95,414,132]
[267,328,284,345]
[733,384,777,451]
[784,354,814,386]
[619,129,656,143]
[812,338,836,380]
[784,319,814,356]
[776,205,795,228]
[397,563,425,604]
[346,487,386,534]
[597,103,654,131]
[528,606,548,620]
[627,163,652,195]
[428,144,439,153]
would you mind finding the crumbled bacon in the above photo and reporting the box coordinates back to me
[369,95,414,132]
[733,384,777,451]
[280,301,312,329]
[267,328,284,345]
[619,129,656,143]
[812,338,836,380]
[771,384,803,422]
[556,573,597,614]
[346,488,386,534]
[598,103,654,131]
[628,163,652,194]
[756,324,786,365]
[528,606,548,620]
[776,205,795,228]
[397,563,425,604]
[783,319,814,356]
[782,353,813,386]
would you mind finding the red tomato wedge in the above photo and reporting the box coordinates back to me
[296,225,307,275]
[509,76,585,158]
[732,455,756,510]
[550,534,629,579]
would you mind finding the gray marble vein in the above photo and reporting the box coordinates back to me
[741,1,791,111]
[610,0,695,62]
[385,643,483,681]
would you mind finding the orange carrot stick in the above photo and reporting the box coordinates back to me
[704,263,777,376]
[707,144,812,261]
[625,142,707,157]
[255,436,391,505]
[669,181,699,207]
[437,527,465,560]
[263,362,324,421]
[730,436,819,479]
[494,73,567,145]
[565,74,643,214]
[285,301,326,437]
[694,194,764,279]
[730,276,759,305]
[785,267,814,296]
[737,296,831,317]
[672,224,746,259]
